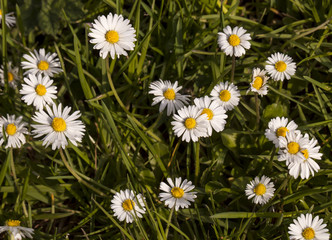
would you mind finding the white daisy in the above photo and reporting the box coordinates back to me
[193,96,228,136]
[31,103,85,150]
[0,115,28,149]
[20,74,57,110]
[210,81,240,111]
[265,117,299,148]
[159,177,197,211]
[0,219,34,240]
[288,213,330,240]
[217,25,251,57]
[265,52,296,81]
[149,79,190,116]
[110,189,146,223]
[0,10,16,28]
[171,105,209,142]
[245,175,275,205]
[21,49,63,77]
[0,62,19,88]
[288,134,323,179]
[89,13,136,59]
[247,68,269,96]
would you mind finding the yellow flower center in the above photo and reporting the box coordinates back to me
[301,149,309,159]
[35,84,47,96]
[171,187,184,198]
[122,199,135,211]
[163,88,175,100]
[6,219,21,227]
[8,72,14,82]
[38,60,49,71]
[184,118,196,129]
[105,30,119,44]
[302,227,315,240]
[6,123,16,136]
[275,61,287,72]
[276,127,289,137]
[52,117,66,132]
[0,10,2,16]
[288,142,300,154]
[254,183,266,196]
[219,90,231,102]
[228,34,240,46]
[201,108,214,120]
[252,76,263,90]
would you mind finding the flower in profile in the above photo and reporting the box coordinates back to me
[171,105,209,142]
[247,68,269,96]
[32,103,85,150]
[89,13,136,59]
[288,213,329,240]
[110,189,146,223]
[210,81,240,111]
[0,115,28,148]
[245,175,275,205]
[0,10,16,28]
[265,52,296,81]
[149,79,189,116]
[265,117,299,148]
[0,219,34,240]
[21,49,63,77]
[194,96,227,136]
[20,74,57,111]
[159,177,197,211]
[217,25,251,57]
[0,62,19,88]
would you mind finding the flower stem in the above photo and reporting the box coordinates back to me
[255,93,260,130]
[194,141,200,186]
[165,207,174,239]
[231,54,236,83]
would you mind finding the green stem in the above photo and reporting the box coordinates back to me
[230,54,236,83]
[276,80,283,104]
[255,93,260,130]
[165,207,174,239]
[194,141,200,186]
[1,0,8,93]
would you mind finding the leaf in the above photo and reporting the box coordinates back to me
[262,103,288,121]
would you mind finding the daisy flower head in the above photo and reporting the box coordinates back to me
[159,177,197,211]
[248,68,269,96]
[0,115,28,149]
[149,79,190,116]
[217,25,251,57]
[0,10,16,28]
[245,175,275,205]
[265,52,296,81]
[193,96,228,136]
[110,189,146,223]
[21,48,63,77]
[171,105,209,142]
[265,117,299,148]
[210,81,240,111]
[20,74,57,111]
[31,103,85,150]
[0,62,19,88]
[0,219,34,240]
[288,213,329,240]
[89,13,136,59]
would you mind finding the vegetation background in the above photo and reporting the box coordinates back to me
[0,0,331,239]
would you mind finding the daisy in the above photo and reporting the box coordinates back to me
[149,79,190,116]
[0,62,19,88]
[210,81,240,111]
[171,105,209,142]
[20,74,57,110]
[288,134,323,179]
[245,175,275,205]
[110,189,146,223]
[0,115,28,149]
[21,49,63,77]
[265,52,296,81]
[217,25,251,57]
[0,219,34,240]
[247,68,269,96]
[159,177,197,211]
[89,13,136,59]
[288,213,329,240]
[193,96,228,136]
[265,117,299,148]
[31,103,85,150]
[0,10,16,28]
